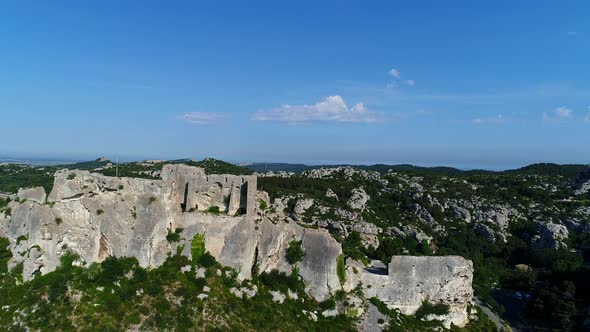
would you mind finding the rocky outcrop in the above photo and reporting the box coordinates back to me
[533,222,569,249]
[473,206,517,242]
[347,188,370,211]
[449,202,471,223]
[411,204,445,233]
[17,187,47,204]
[358,256,474,328]
[325,189,338,200]
[387,224,433,244]
[350,222,380,249]
[304,167,387,186]
[299,229,343,301]
[294,198,314,215]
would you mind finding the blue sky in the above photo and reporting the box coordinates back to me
[1,1,589,169]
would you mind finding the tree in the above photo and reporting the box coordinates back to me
[286,240,305,264]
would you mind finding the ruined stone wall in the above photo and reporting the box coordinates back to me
[161,164,257,216]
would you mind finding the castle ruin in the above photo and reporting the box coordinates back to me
[161,164,257,216]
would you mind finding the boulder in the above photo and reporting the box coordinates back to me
[325,189,338,200]
[271,290,286,304]
[347,188,370,211]
[534,222,569,249]
[450,204,471,223]
[294,198,314,215]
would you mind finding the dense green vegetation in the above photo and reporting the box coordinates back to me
[0,164,54,193]
[0,238,356,331]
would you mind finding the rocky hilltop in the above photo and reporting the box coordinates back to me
[0,164,474,329]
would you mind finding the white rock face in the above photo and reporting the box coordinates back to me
[360,256,474,328]
[17,187,47,204]
[299,229,343,301]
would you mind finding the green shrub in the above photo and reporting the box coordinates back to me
[191,234,206,262]
[414,300,449,319]
[207,206,220,214]
[259,199,268,210]
[55,217,63,225]
[16,234,28,245]
[166,228,184,242]
[148,196,157,204]
[97,209,104,215]
[259,269,304,294]
[0,237,13,273]
[0,197,9,209]
[318,298,336,310]
[341,231,369,264]
[118,185,124,190]
[337,254,346,285]
[67,173,76,180]
[1,207,11,216]
[286,240,305,264]
[197,252,217,268]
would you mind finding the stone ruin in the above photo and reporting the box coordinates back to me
[161,164,257,216]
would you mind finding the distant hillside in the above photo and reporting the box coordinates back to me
[57,157,112,170]
[244,162,491,176]
[245,161,588,177]
[504,163,588,178]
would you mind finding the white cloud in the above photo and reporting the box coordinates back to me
[555,106,573,118]
[179,112,219,124]
[389,68,400,78]
[543,106,573,121]
[252,95,380,123]
[472,114,505,125]
[543,106,574,120]
[585,107,590,122]
[404,79,415,87]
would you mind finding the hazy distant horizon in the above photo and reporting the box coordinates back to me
[2,153,587,172]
